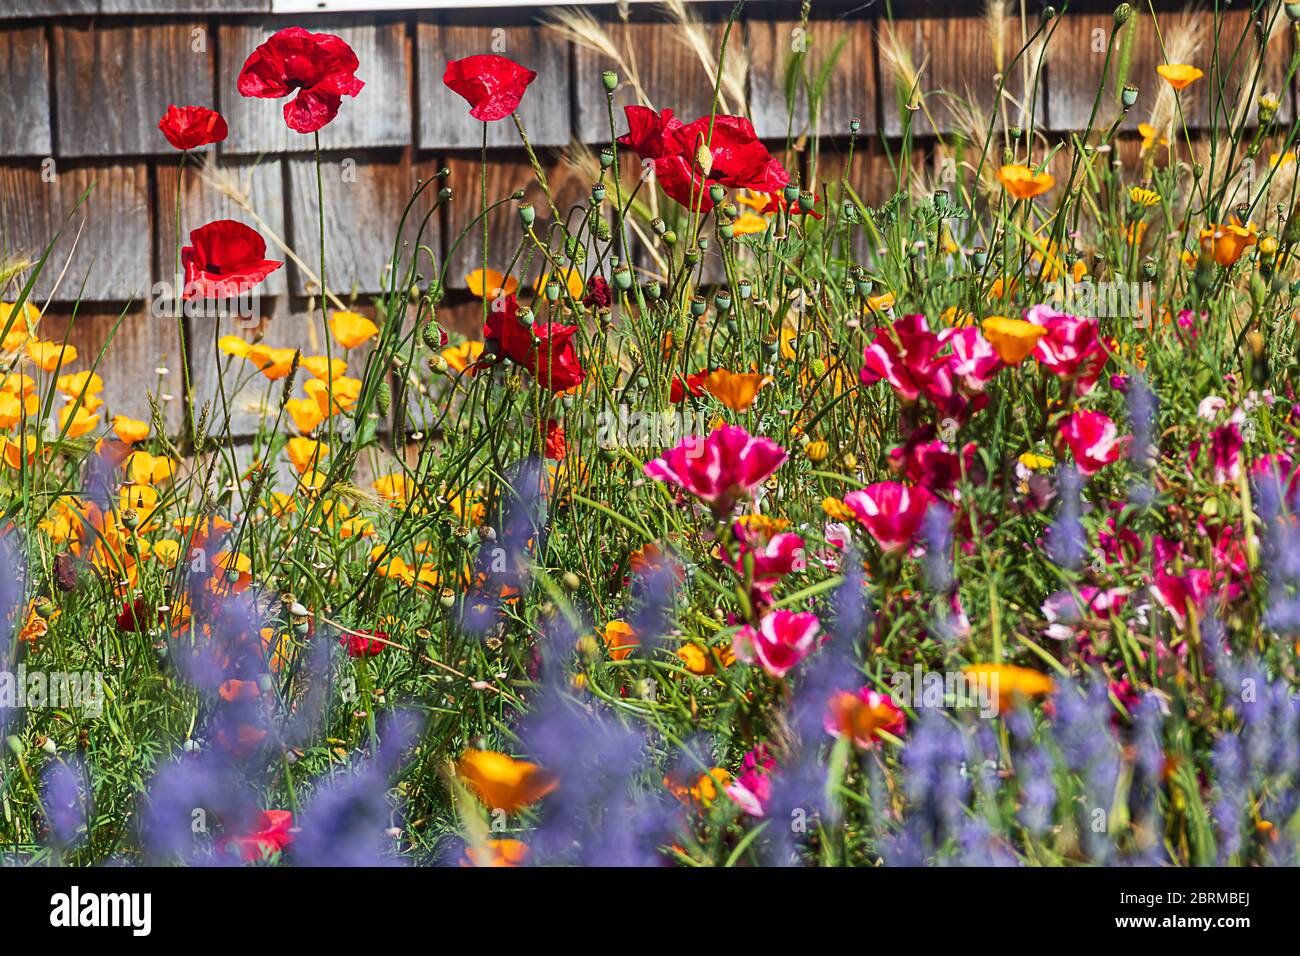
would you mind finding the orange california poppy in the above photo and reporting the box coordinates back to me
[701,368,772,413]
[1156,63,1203,91]
[981,315,1047,364]
[997,164,1055,200]
[329,310,379,350]
[456,749,559,813]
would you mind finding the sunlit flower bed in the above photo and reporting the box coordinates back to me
[4,3,1300,866]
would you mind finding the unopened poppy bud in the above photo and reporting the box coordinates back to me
[517,201,535,229]
[1121,85,1138,109]
[376,381,391,416]
[428,354,449,374]
[601,69,618,92]
[1042,5,1057,19]
[1113,3,1132,27]
[561,571,581,591]
[420,320,443,351]
[6,736,22,757]
[810,358,828,378]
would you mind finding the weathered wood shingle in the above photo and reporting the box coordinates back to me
[416,19,571,149]
[219,16,411,155]
[0,160,151,303]
[285,151,441,297]
[53,20,214,157]
[0,26,53,157]
[63,305,185,429]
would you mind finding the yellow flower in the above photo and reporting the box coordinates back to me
[664,767,732,806]
[0,391,37,428]
[58,404,100,439]
[600,619,639,660]
[441,340,484,373]
[301,355,347,381]
[285,398,325,434]
[1269,151,1297,170]
[981,316,1046,364]
[246,344,298,380]
[466,268,517,300]
[372,472,415,505]
[731,211,771,236]
[217,335,252,358]
[676,643,734,676]
[1138,123,1168,151]
[329,310,379,350]
[112,415,150,444]
[125,450,177,485]
[701,368,772,413]
[285,437,328,474]
[1157,63,1203,91]
[1018,451,1055,471]
[963,663,1054,714]
[1199,220,1257,267]
[153,539,181,567]
[822,496,855,521]
[997,164,1054,200]
[1128,186,1160,207]
[55,370,102,398]
[457,750,558,813]
[866,291,896,313]
[305,376,361,416]
[26,340,77,373]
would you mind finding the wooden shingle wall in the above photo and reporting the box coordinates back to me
[0,1,1294,435]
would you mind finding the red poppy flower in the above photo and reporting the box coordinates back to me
[582,276,612,309]
[218,810,294,862]
[443,55,537,122]
[482,294,534,366]
[619,107,789,212]
[182,220,283,299]
[339,628,387,658]
[529,324,585,392]
[670,370,709,403]
[158,104,228,150]
[115,596,153,633]
[544,420,566,461]
[237,27,364,134]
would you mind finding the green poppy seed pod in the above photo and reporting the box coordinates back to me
[723,203,738,220]
[1141,258,1158,280]
[725,319,738,335]
[591,183,606,204]
[783,182,800,204]
[698,237,710,252]
[718,220,735,240]
[714,292,732,312]
[439,588,456,609]
[691,294,707,316]
[420,320,442,351]
[798,190,814,212]
[1114,3,1133,27]
[518,201,536,229]
[737,279,752,300]
[437,166,451,178]
[849,117,861,135]
[683,247,700,266]
[429,354,449,374]
[121,508,139,531]
[842,200,861,224]
[602,70,619,92]
[613,265,632,290]
[709,183,725,204]
[651,217,667,235]
[661,229,677,246]
[971,247,988,270]
[34,597,54,619]
[1121,85,1139,109]
[41,736,57,755]
[642,280,661,300]
[761,336,779,356]
[842,278,857,299]
[599,146,615,169]
[438,186,453,201]
[1002,146,1015,165]
[376,381,391,417]
[517,305,536,327]
[545,278,561,302]
[6,736,23,757]
[1009,126,1023,141]
[856,277,874,298]
[292,619,309,636]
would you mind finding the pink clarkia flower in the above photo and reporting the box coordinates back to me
[1210,422,1243,484]
[817,521,853,570]
[728,522,805,601]
[843,482,935,553]
[1060,410,1129,476]
[1027,306,1108,395]
[940,326,1003,392]
[859,314,945,401]
[644,424,787,516]
[1151,569,1214,629]
[824,687,906,748]
[726,744,776,817]
[731,609,821,679]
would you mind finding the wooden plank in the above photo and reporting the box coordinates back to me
[880,15,1043,138]
[813,139,921,265]
[52,21,214,157]
[285,152,441,297]
[415,19,571,150]
[0,160,151,303]
[155,155,288,297]
[0,1,95,18]
[1047,9,1283,133]
[58,306,185,431]
[220,16,410,155]
[573,19,741,144]
[747,17,877,141]
[0,26,52,157]
[441,150,588,291]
